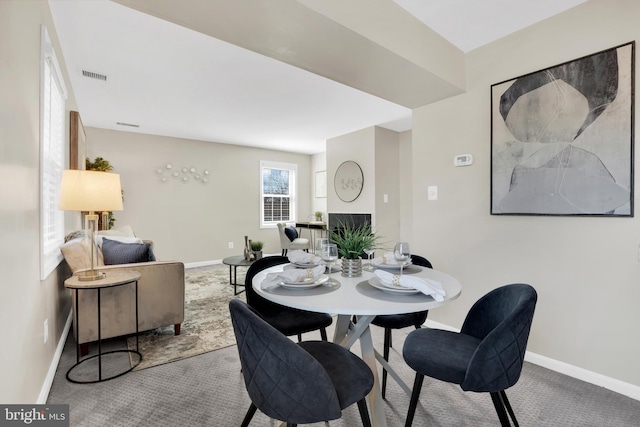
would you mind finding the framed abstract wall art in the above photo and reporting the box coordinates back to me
[491,42,634,216]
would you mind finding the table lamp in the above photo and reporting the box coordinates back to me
[59,170,123,281]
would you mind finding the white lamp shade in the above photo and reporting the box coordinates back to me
[59,170,123,212]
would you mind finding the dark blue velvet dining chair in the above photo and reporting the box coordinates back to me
[370,254,433,398]
[402,283,537,427]
[229,299,374,427]
[244,256,332,341]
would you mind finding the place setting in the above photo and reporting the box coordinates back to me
[369,242,421,274]
[286,247,342,274]
[261,250,341,295]
[358,242,446,301]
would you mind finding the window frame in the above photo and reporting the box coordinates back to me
[260,160,298,228]
[40,25,67,280]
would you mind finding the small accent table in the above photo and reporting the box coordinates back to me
[65,270,142,384]
[295,221,327,252]
[222,256,255,295]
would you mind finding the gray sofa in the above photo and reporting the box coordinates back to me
[60,230,185,352]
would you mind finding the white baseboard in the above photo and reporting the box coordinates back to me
[184,260,221,269]
[38,310,72,404]
[425,319,640,401]
[184,254,282,270]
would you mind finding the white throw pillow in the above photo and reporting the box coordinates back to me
[97,225,136,237]
[95,234,143,249]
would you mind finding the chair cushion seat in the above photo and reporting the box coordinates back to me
[403,328,481,385]
[300,341,373,409]
[371,311,428,329]
[261,308,332,337]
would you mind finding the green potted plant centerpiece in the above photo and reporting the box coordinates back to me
[314,211,323,222]
[250,241,264,260]
[330,221,378,277]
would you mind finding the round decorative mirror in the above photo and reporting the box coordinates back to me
[334,161,363,202]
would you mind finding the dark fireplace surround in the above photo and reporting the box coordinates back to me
[328,213,372,236]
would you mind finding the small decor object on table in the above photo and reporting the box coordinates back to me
[243,236,253,261]
[314,211,323,221]
[250,241,264,260]
[330,221,379,277]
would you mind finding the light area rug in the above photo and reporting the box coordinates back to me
[128,267,246,370]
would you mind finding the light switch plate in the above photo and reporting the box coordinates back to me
[428,186,438,200]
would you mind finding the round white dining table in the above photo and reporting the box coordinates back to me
[252,263,462,427]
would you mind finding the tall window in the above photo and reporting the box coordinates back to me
[261,161,297,227]
[40,26,67,279]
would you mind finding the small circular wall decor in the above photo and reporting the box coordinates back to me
[334,160,363,202]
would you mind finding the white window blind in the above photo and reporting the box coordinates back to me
[40,26,67,280]
[260,161,297,228]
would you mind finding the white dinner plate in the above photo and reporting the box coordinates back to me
[292,262,321,268]
[368,277,420,295]
[280,275,329,289]
[370,260,412,270]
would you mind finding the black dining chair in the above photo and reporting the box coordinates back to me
[370,254,433,398]
[229,299,374,427]
[244,256,332,341]
[402,283,537,427]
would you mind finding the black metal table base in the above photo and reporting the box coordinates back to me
[66,349,142,384]
[229,265,245,295]
[66,277,142,384]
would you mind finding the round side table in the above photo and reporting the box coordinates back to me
[65,270,142,383]
[222,256,255,295]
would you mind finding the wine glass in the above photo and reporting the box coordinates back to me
[315,237,329,256]
[393,242,410,276]
[363,246,375,271]
[321,243,338,282]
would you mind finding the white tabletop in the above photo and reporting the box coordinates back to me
[252,264,462,316]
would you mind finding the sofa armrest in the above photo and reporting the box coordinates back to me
[72,261,185,343]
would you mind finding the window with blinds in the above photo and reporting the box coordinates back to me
[260,161,297,228]
[40,26,67,279]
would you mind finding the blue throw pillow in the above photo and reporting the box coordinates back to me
[284,226,298,241]
[102,238,156,265]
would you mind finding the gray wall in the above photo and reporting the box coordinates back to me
[85,128,314,263]
[0,1,76,403]
[410,0,640,387]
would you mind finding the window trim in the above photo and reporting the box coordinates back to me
[260,160,298,229]
[40,25,67,280]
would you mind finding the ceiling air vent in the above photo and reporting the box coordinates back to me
[82,70,107,81]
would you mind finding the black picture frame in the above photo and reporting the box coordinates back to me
[491,42,634,216]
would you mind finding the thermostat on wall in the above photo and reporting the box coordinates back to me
[454,154,473,167]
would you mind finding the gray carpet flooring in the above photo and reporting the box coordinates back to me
[47,267,640,426]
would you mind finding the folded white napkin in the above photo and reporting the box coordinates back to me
[262,265,325,288]
[374,270,445,301]
[372,252,409,266]
[288,250,322,265]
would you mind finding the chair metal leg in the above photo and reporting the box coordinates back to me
[320,327,328,341]
[381,327,391,399]
[297,333,302,342]
[500,390,519,427]
[357,398,372,427]
[490,392,512,427]
[241,403,258,427]
[404,373,424,427]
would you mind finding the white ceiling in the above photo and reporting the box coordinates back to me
[49,0,586,155]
